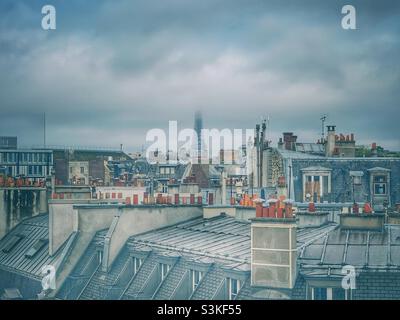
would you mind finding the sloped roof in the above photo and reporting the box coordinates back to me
[129,215,337,264]
[277,149,325,159]
[299,225,400,275]
[295,143,325,155]
[130,215,251,263]
[0,215,66,280]
[301,166,332,172]
[367,167,391,172]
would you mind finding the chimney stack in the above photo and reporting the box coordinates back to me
[278,138,284,150]
[283,132,297,151]
[371,143,378,157]
[340,205,384,231]
[325,125,336,157]
[251,203,297,289]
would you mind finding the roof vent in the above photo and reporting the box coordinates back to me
[25,239,48,259]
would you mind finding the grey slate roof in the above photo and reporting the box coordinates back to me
[277,149,325,159]
[0,214,65,280]
[190,264,225,300]
[131,215,337,264]
[64,214,337,300]
[1,212,340,300]
[299,225,400,275]
[78,245,131,300]
[295,143,325,156]
[131,215,251,263]
[153,258,186,300]
[121,251,158,300]
[56,235,103,300]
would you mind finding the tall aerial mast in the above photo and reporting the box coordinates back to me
[43,112,46,148]
[320,115,327,143]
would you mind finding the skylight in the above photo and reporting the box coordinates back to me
[25,239,48,259]
[2,234,24,254]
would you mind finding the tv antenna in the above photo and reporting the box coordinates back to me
[320,115,327,143]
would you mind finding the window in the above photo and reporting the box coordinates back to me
[312,287,327,300]
[373,175,387,195]
[311,287,349,300]
[351,173,363,185]
[161,183,168,193]
[303,172,331,202]
[2,235,24,253]
[133,257,143,274]
[25,239,48,259]
[98,250,103,264]
[228,278,241,300]
[69,166,73,174]
[191,270,203,292]
[332,288,347,300]
[160,263,170,281]
[80,167,85,174]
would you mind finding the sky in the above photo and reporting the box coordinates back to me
[0,0,399,152]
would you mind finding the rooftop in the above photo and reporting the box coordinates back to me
[299,224,400,276]
[0,215,66,280]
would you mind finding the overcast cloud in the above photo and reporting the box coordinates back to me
[0,0,399,151]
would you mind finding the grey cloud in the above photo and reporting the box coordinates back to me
[0,0,399,151]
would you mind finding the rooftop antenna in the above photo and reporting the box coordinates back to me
[43,112,46,148]
[320,115,327,143]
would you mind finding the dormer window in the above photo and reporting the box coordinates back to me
[98,250,103,264]
[160,263,170,281]
[159,166,175,175]
[191,270,203,292]
[309,286,350,300]
[350,171,363,185]
[301,167,331,202]
[373,175,387,195]
[133,257,143,274]
[228,278,241,300]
